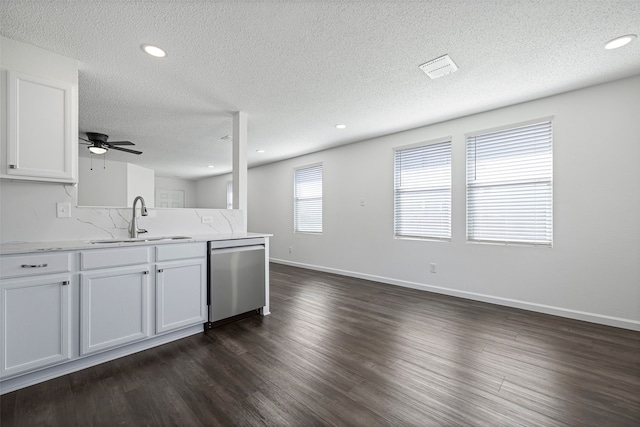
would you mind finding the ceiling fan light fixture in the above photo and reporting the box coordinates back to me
[141,44,167,58]
[82,132,143,155]
[88,145,107,155]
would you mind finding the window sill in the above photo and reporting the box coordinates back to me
[394,235,451,243]
[466,239,552,248]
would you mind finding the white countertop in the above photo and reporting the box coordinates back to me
[0,232,272,255]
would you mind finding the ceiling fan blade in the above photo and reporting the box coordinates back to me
[110,146,143,155]
[79,137,91,143]
[107,141,135,146]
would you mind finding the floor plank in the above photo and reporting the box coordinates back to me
[1,263,639,426]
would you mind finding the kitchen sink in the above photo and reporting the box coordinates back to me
[90,236,193,244]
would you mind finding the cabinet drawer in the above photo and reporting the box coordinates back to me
[156,242,206,262]
[80,247,149,270]
[0,252,72,278]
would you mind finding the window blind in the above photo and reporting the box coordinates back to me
[294,164,322,233]
[466,120,552,245]
[394,141,451,239]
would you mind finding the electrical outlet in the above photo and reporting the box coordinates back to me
[56,202,71,218]
[289,246,293,253]
[201,216,213,224]
[430,263,437,273]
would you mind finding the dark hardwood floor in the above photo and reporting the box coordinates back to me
[2,263,639,426]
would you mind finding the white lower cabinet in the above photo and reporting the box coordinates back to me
[155,258,207,334]
[80,267,150,356]
[1,274,72,378]
[2,241,212,392]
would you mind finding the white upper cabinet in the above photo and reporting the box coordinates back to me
[0,37,79,184]
[4,70,77,183]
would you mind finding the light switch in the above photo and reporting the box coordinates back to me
[56,202,71,218]
[360,198,366,207]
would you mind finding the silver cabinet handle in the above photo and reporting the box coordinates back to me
[21,263,48,268]
[62,281,69,286]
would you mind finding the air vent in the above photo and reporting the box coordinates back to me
[419,54,458,79]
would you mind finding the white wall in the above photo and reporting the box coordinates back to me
[0,37,78,84]
[126,163,154,207]
[0,178,246,243]
[248,76,640,330]
[77,157,127,207]
[77,158,154,207]
[155,176,197,208]
[196,174,231,209]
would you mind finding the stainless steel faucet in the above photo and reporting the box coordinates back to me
[130,196,148,238]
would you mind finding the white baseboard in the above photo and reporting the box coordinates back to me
[271,258,640,332]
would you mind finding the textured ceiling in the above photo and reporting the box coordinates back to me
[1,1,639,179]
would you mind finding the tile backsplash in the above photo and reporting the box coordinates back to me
[0,180,245,243]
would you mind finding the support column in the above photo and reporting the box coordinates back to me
[232,111,248,228]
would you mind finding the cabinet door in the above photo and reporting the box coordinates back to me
[155,258,206,334]
[80,267,150,355]
[6,70,76,182]
[1,275,71,378]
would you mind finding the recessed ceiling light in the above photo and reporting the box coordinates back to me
[256,149,265,153]
[335,124,347,129]
[605,34,637,50]
[141,44,167,58]
[207,165,215,168]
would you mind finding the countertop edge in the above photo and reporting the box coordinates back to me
[0,233,273,255]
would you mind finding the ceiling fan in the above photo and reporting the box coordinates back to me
[80,132,142,155]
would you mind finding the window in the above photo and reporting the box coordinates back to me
[294,163,322,233]
[466,120,552,246]
[226,181,233,209]
[394,140,451,239]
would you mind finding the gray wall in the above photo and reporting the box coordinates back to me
[196,173,231,209]
[247,75,640,330]
[78,157,128,207]
[155,176,198,208]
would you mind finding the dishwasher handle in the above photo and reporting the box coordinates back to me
[210,245,264,255]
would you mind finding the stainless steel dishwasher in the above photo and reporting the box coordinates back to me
[208,239,266,322]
